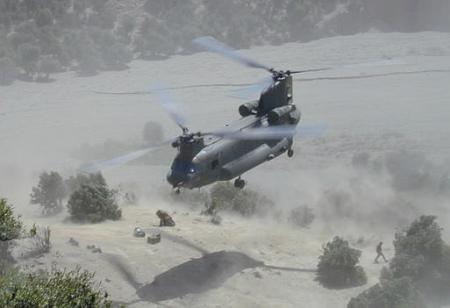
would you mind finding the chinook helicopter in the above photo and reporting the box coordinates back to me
[84,37,326,191]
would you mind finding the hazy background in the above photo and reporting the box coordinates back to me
[1,0,450,83]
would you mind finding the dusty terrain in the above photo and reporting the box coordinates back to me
[1,31,450,307]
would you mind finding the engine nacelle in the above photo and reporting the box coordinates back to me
[239,101,259,117]
[268,105,298,125]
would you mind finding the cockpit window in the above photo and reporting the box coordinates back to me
[172,159,198,174]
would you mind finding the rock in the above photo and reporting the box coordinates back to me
[133,227,146,238]
[210,215,222,225]
[147,231,161,245]
[68,237,79,247]
[91,247,102,253]
[253,271,262,279]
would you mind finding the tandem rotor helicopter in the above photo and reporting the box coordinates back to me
[84,36,328,192]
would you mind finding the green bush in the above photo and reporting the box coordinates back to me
[65,173,107,196]
[317,236,367,288]
[0,268,111,307]
[0,199,23,275]
[0,199,23,242]
[347,277,425,308]
[208,182,273,217]
[67,184,121,223]
[30,171,67,215]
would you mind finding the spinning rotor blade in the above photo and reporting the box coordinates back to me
[208,124,328,140]
[151,83,188,132]
[193,36,272,72]
[80,141,171,173]
[230,76,274,100]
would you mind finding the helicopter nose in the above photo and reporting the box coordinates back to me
[166,170,187,187]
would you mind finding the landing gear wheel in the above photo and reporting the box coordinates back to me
[234,178,246,189]
[288,149,294,158]
[175,188,181,194]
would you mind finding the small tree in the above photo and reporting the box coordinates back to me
[317,236,367,288]
[0,57,18,85]
[0,198,23,274]
[37,55,60,81]
[65,173,106,195]
[30,171,66,215]
[67,184,121,223]
[35,8,53,28]
[17,43,40,77]
[390,215,443,280]
[0,198,23,242]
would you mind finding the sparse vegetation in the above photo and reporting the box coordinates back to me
[30,171,67,215]
[317,236,367,288]
[349,215,450,307]
[25,226,51,258]
[67,174,121,223]
[0,268,111,307]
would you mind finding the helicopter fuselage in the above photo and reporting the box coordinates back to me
[167,74,300,189]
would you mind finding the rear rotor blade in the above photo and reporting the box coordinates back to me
[230,76,274,100]
[151,83,188,132]
[193,36,272,72]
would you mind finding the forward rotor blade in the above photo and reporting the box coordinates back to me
[230,76,274,100]
[208,124,327,140]
[151,83,188,131]
[193,36,272,72]
[290,68,331,74]
[80,142,170,173]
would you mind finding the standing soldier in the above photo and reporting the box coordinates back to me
[374,241,387,263]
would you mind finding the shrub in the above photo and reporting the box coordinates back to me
[25,226,51,258]
[17,43,40,77]
[0,268,111,307]
[347,277,425,308]
[0,57,18,85]
[30,171,67,215]
[208,182,273,217]
[317,236,367,288]
[0,199,23,241]
[65,173,107,195]
[37,55,61,81]
[67,184,121,223]
[288,205,315,228]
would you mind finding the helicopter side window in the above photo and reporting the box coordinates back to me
[211,159,219,170]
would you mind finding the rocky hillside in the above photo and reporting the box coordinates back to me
[1,0,449,85]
